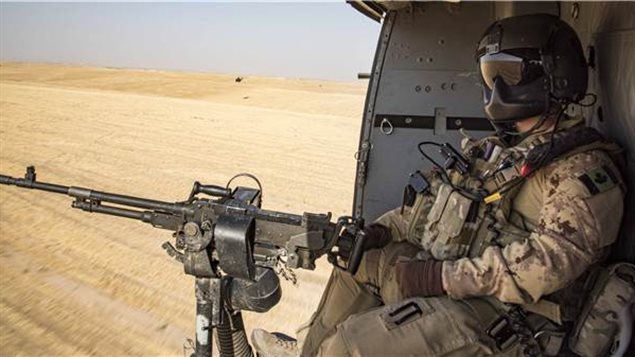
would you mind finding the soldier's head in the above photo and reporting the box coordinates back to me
[475,14,588,136]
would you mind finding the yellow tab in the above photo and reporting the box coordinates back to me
[484,192,502,204]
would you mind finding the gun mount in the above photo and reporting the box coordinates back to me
[0,166,366,357]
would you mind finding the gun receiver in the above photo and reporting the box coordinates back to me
[0,166,366,357]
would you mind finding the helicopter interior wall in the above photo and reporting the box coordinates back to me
[560,2,635,262]
[357,2,495,222]
[355,2,634,261]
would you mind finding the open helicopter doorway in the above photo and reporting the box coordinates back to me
[349,1,635,263]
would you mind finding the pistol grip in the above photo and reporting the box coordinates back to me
[347,230,367,275]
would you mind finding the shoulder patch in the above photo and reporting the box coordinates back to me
[577,166,618,196]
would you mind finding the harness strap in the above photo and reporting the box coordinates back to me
[521,300,562,325]
[465,298,551,356]
[524,126,604,174]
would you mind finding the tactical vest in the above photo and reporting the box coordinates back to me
[404,121,623,262]
[403,121,629,355]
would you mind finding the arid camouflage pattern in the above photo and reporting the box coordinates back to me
[300,119,626,356]
[568,263,635,357]
[442,148,624,303]
[376,119,625,304]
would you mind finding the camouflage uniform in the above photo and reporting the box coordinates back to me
[302,118,625,356]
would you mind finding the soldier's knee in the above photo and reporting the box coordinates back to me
[315,268,381,328]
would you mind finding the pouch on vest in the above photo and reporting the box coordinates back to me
[568,263,635,357]
[401,171,430,212]
[405,172,445,249]
[422,184,479,259]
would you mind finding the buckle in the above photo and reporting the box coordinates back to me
[380,301,426,331]
[486,315,518,350]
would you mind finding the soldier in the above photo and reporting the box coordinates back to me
[253,14,626,356]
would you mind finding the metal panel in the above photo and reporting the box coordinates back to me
[494,1,559,20]
[364,127,471,220]
[355,2,495,220]
[352,10,396,217]
[374,70,484,117]
[381,4,491,72]
[561,2,635,263]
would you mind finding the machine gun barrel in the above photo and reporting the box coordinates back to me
[67,187,188,215]
[1,173,69,194]
[0,166,189,215]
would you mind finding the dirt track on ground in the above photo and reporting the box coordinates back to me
[0,63,365,356]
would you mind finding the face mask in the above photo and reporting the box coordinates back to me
[483,73,548,123]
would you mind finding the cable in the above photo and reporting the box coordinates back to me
[499,92,560,142]
[418,97,576,204]
[534,102,569,170]
[417,142,484,201]
[491,101,571,197]
[416,142,445,176]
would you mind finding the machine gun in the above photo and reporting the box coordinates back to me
[0,166,367,357]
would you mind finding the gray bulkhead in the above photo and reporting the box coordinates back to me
[350,1,635,263]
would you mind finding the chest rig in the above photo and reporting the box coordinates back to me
[404,123,616,260]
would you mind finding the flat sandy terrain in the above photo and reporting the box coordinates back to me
[0,63,365,356]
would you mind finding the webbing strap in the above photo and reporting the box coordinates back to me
[521,300,562,325]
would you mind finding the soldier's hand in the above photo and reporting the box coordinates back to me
[362,223,392,251]
[337,223,392,261]
[395,259,445,298]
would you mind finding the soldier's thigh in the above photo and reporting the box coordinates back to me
[378,241,420,303]
[374,207,410,242]
[320,297,497,357]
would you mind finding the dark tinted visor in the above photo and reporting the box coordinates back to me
[479,52,544,90]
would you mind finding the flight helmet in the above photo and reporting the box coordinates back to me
[475,14,588,126]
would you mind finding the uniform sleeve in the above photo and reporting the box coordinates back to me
[441,151,625,304]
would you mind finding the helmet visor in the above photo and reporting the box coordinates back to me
[479,52,544,90]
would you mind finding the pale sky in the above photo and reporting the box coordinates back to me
[0,2,380,81]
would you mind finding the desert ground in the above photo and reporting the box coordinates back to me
[0,63,366,356]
